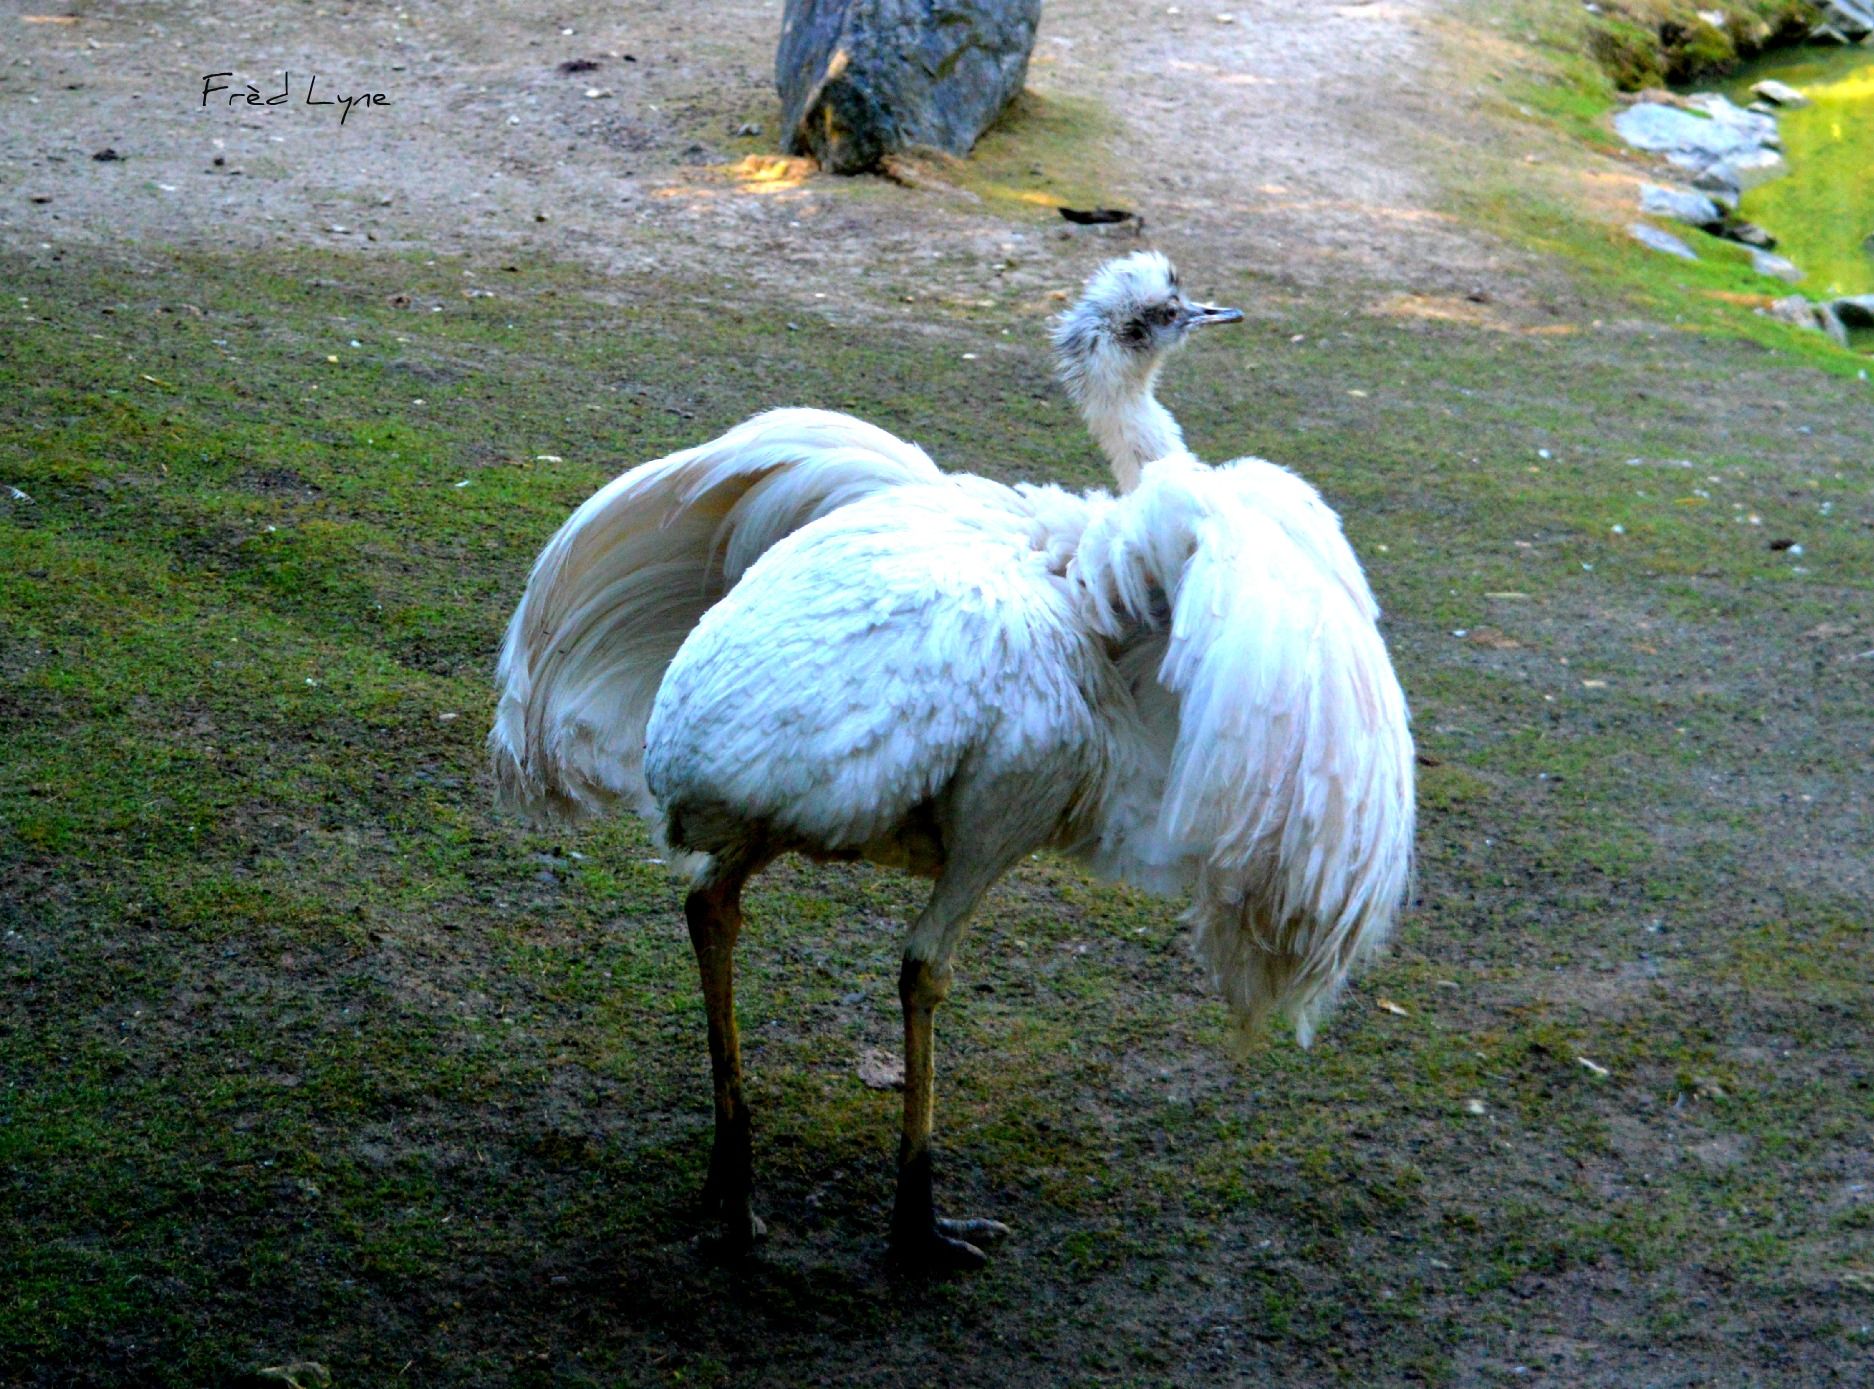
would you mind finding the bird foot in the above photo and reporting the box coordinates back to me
[695,1207,767,1262]
[696,1168,767,1260]
[891,1216,1011,1272]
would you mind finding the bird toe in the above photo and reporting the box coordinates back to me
[935,1216,1010,1246]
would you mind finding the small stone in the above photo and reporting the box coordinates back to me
[1692,163,1743,199]
[1830,294,1874,327]
[1750,249,1803,284]
[1727,148,1788,190]
[1724,219,1776,250]
[1817,302,1850,348]
[1629,222,1698,261]
[1750,78,1810,108]
[858,1048,905,1090]
[1638,183,1723,230]
[1765,295,1850,347]
[1766,295,1817,331]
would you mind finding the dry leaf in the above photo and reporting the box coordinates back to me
[1465,627,1523,650]
[1376,997,1409,1017]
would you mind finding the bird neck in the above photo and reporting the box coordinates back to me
[1077,365,1187,493]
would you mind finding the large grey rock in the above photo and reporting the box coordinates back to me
[776,0,1042,175]
[1814,0,1874,39]
[1615,95,1784,190]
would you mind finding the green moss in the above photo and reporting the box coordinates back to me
[1662,17,1739,83]
[1589,20,1668,91]
[937,90,1124,215]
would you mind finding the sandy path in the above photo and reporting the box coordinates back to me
[1,0,1506,310]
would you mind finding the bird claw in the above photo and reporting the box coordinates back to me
[935,1216,1010,1246]
[696,1209,767,1262]
[892,1216,1010,1272]
[696,1165,766,1259]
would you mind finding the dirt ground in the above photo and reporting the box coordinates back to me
[3,0,1516,307]
[6,3,1874,1388]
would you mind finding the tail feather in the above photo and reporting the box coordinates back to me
[1072,454,1415,1043]
[489,408,942,824]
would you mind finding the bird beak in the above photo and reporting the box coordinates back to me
[1184,302,1244,328]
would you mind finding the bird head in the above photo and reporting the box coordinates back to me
[1051,251,1241,406]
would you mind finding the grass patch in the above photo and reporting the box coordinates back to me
[3,215,1872,1387]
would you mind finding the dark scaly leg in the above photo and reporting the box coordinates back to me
[889,867,1013,1271]
[686,852,766,1254]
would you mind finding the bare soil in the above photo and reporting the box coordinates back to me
[2,0,1513,309]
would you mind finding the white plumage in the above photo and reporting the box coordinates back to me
[490,408,942,824]
[488,252,1414,1268]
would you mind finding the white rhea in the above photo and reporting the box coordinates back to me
[1051,249,1241,489]
[488,252,1414,1270]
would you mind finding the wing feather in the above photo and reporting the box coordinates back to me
[489,408,942,822]
[1071,455,1415,1043]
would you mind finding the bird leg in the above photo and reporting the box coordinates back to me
[686,862,765,1254]
[890,955,1010,1271]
